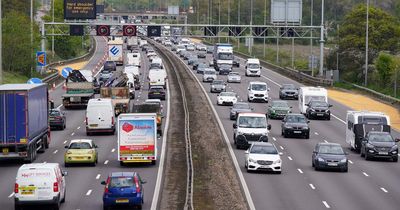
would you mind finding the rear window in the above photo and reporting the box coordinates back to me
[110,177,134,188]
[49,110,60,116]
[69,142,92,149]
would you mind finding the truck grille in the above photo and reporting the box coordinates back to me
[244,134,262,142]
[257,160,273,165]
[276,110,288,114]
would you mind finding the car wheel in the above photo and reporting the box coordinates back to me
[14,203,21,210]
[393,156,398,162]
[86,131,91,136]
[283,131,287,138]
[327,115,331,120]
[103,205,110,210]
[63,122,66,129]
[64,163,70,167]
[360,147,365,157]
[61,189,66,203]
[342,167,348,173]
[312,160,315,167]
[365,153,370,161]
[137,204,143,210]
[53,201,60,210]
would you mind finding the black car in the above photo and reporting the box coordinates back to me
[279,84,298,100]
[218,64,232,75]
[361,131,399,162]
[198,51,206,58]
[103,61,117,71]
[206,46,214,54]
[49,109,66,130]
[306,101,332,120]
[230,102,252,120]
[312,143,348,172]
[148,86,166,100]
[281,114,310,139]
[233,59,240,67]
[196,63,208,74]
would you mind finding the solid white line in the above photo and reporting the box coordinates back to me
[380,187,388,193]
[331,114,346,124]
[63,140,67,144]
[43,161,47,163]
[8,192,15,198]
[322,201,330,208]
[111,148,116,153]
[71,132,75,136]
[53,150,58,154]
[297,168,303,174]
[85,189,92,196]
[104,160,109,165]
[95,174,101,180]
[309,184,316,190]
[280,146,284,150]
[272,137,277,141]
[288,156,293,160]
[77,126,81,130]
[261,75,282,88]
[362,172,369,177]
[348,160,353,164]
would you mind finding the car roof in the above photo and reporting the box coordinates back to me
[19,163,59,170]
[251,142,273,147]
[109,172,137,177]
[145,99,161,103]
[317,142,342,147]
[150,86,164,89]
[368,131,391,135]
[238,112,265,117]
[286,113,304,117]
[249,81,267,85]
[70,139,93,144]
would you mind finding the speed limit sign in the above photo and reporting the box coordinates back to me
[123,25,137,36]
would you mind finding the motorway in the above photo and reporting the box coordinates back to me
[0,36,168,210]
[153,41,400,210]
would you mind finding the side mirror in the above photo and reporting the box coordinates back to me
[233,123,237,129]
[141,180,147,184]
[267,124,272,130]
[95,145,98,148]
[290,106,292,109]
[260,67,262,69]
[101,181,106,185]
[312,151,317,154]
[307,120,310,123]
[329,104,333,107]
[245,66,247,69]
[395,138,400,142]
[244,150,249,154]
[62,171,68,176]
[305,104,309,106]
[64,145,68,149]
[251,108,254,110]
[344,152,349,155]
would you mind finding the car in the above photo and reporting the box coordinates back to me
[203,69,217,82]
[99,69,113,82]
[86,98,115,135]
[279,84,299,100]
[145,99,164,116]
[102,172,146,210]
[197,44,207,51]
[227,72,241,83]
[209,59,214,67]
[171,45,177,51]
[217,92,237,105]
[176,45,186,53]
[178,49,187,57]
[186,44,195,51]
[210,80,226,93]
[188,56,198,65]
[49,109,66,130]
[233,58,240,67]
[281,114,310,139]
[312,143,348,172]
[148,86,166,100]
[247,81,269,103]
[218,64,232,75]
[104,61,117,71]
[233,113,271,149]
[206,46,214,53]
[245,142,282,173]
[305,100,332,120]
[64,139,98,167]
[14,163,67,210]
[195,63,208,73]
[183,52,192,60]
[230,102,252,120]
[164,40,172,46]
[197,51,207,58]
[267,100,292,119]
[360,131,399,162]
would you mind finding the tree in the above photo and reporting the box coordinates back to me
[374,52,395,86]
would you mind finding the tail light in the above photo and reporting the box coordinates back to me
[104,178,110,193]
[53,182,59,192]
[85,117,88,126]
[112,117,115,125]
[14,183,19,193]
[134,176,141,193]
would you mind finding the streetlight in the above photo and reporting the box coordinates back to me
[365,0,369,86]
[0,0,2,84]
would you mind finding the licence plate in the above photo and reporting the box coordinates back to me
[90,124,98,127]
[116,199,129,203]
[74,157,84,159]
[2,148,9,155]
[317,114,324,116]
[133,157,142,159]
[154,93,160,94]
[379,152,388,155]
[21,191,34,195]
[293,131,302,134]
[328,163,338,166]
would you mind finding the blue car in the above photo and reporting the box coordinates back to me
[102,172,146,210]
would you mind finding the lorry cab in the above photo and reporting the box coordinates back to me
[86,98,115,135]
[245,58,261,77]
[298,87,328,114]
[14,163,67,209]
[148,69,167,88]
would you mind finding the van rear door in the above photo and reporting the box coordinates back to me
[16,168,55,201]
[87,104,114,129]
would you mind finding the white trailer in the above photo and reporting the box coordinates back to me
[108,39,124,65]
[298,87,328,114]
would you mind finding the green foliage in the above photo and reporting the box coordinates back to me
[375,52,395,85]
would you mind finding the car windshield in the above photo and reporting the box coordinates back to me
[101,70,111,74]
[251,84,267,91]
[248,64,259,69]
[220,92,236,97]
[205,71,216,75]
[234,103,250,110]
[198,63,207,68]
[305,96,326,104]
[369,134,393,142]
[69,142,92,149]
[310,101,328,107]
[272,101,289,108]
[213,80,224,85]
[109,177,134,188]
[218,53,233,60]
[318,145,345,155]
[250,145,278,154]
[286,115,307,123]
[177,45,185,49]
[49,110,60,116]
[229,72,239,76]
[219,65,231,69]
[238,116,266,128]
[283,84,296,90]
[151,87,163,91]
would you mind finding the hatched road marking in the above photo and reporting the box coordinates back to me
[86,189,92,196]
[380,187,388,193]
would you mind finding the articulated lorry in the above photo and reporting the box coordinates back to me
[213,43,234,71]
[131,104,163,136]
[0,84,50,162]
[100,87,130,116]
[62,70,95,109]
[108,38,124,65]
[118,113,157,165]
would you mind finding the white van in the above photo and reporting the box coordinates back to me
[15,163,67,209]
[149,69,167,88]
[126,52,141,67]
[247,81,269,103]
[245,58,261,77]
[126,73,135,99]
[151,57,163,69]
[124,65,140,77]
[86,98,115,135]
[298,87,328,113]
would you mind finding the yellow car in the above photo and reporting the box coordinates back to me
[64,139,98,167]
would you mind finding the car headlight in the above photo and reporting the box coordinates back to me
[66,151,72,155]
[391,150,398,154]
[249,158,256,163]
[237,131,243,135]
[284,125,293,129]
[88,150,94,154]
[318,157,325,162]
[340,158,347,163]
[391,145,398,151]
[366,143,374,148]
[273,159,281,164]
[302,126,309,130]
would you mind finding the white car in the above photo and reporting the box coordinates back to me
[247,81,269,103]
[186,44,195,51]
[217,92,238,105]
[202,69,217,82]
[227,72,241,83]
[147,52,157,58]
[197,44,207,51]
[245,142,282,173]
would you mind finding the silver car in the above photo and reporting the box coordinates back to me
[210,80,226,93]
[227,72,241,83]
[203,69,217,82]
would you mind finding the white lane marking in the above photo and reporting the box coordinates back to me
[104,160,109,165]
[83,120,86,123]
[297,168,303,174]
[332,114,346,124]
[77,126,81,130]
[279,146,284,150]
[314,132,319,135]
[85,189,92,196]
[43,161,47,163]
[398,154,400,157]
[8,192,14,198]
[380,187,388,193]
[272,137,276,141]
[63,140,67,144]
[53,150,58,154]
[111,148,116,153]
[322,201,330,208]
[348,160,353,164]
[71,132,75,136]
[309,184,316,190]
[261,75,282,88]
[362,172,369,177]
[323,139,329,143]
[56,104,63,109]
[288,156,293,160]
[96,174,101,180]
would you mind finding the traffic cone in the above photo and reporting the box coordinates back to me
[62,83,67,90]
[52,83,56,91]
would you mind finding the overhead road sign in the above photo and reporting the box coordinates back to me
[147,26,161,37]
[27,78,43,84]
[70,25,84,36]
[36,51,46,67]
[60,67,73,79]
[271,0,302,25]
[123,25,137,36]
[96,25,110,36]
[64,0,97,20]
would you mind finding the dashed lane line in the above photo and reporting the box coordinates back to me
[8,192,14,198]
[71,132,75,136]
[297,168,304,174]
[77,126,81,130]
[111,148,116,153]
[272,137,276,141]
[314,132,319,135]
[309,184,316,190]
[331,114,346,124]
[53,150,58,154]
[96,174,101,180]
[85,189,92,196]
[323,139,329,143]
[288,156,293,160]
[348,160,353,164]
[261,75,282,88]
[380,187,388,193]
[104,160,109,165]
[362,172,369,177]
[279,146,284,150]
[322,201,331,208]
[63,140,67,144]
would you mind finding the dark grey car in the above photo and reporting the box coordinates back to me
[218,64,232,75]
[281,114,310,139]
[196,63,208,74]
[279,84,298,100]
[306,101,332,120]
[360,131,399,162]
[312,143,348,172]
[230,102,252,120]
[210,80,226,93]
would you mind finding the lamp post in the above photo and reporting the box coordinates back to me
[0,0,2,84]
[365,0,369,86]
